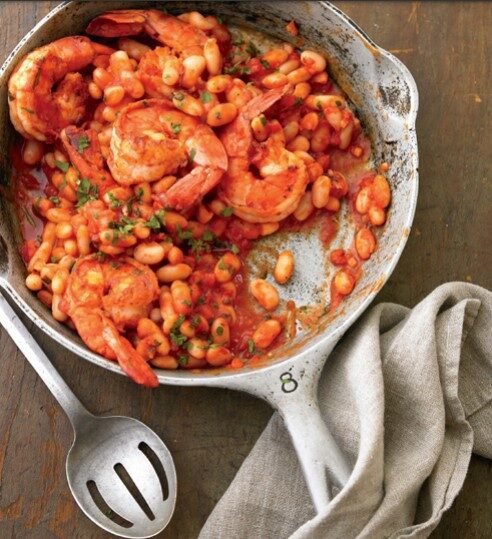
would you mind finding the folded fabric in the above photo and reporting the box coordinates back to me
[199,283,492,538]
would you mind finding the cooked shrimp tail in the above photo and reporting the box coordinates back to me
[8,36,114,142]
[60,126,117,194]
[86,9,208,53]
[63,256,160,387]
[220,87,288,158]
[108,98,227,208]
[219,87,308,223]
[158,166,224,211]
[101,318,159,387]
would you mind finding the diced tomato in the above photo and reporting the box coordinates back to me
[44,183,58,198]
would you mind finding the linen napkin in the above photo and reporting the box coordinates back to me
[199,282,492,538]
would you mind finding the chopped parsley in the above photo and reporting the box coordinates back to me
[214,111,222,119]
[247,339,256,355]
[178,355,188,366]
[294,97,303,107]
[260,115,267,126]
[170,315,188,347]
[75,135,90,153]
[76,178,99,207]
[49,196,60,205]
[189,148,197,164]
[55,160,69,173]
[144,209,166,230]
[260,59,271,70]
[200,90,213,104]
[246,41,259,57]
[107,192,123,209]
[109,216,136,236]
[203,230,215,242]
[216,325,224,336]
[136,187,144,200]
[224,64,251,76]
[232,36,244,46]
[176,226,194,241]
[220,206,234,217]
[230,244,240,255]
[171,122,181,134]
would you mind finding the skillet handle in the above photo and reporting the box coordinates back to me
[271,378,351,512]
[277,399,351,513]
[223,344,352,514]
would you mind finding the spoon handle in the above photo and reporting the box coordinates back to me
[0,292,91,431]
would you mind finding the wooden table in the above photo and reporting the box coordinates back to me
[0,2,490,537]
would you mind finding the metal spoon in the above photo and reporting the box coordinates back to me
[0,293,177,538]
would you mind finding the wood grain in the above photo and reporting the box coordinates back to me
[0,2,490,538]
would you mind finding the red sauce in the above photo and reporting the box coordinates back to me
[10,144,48,248]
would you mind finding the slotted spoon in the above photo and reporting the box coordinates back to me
[0,293,177,538]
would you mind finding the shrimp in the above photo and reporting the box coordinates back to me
[109,98,228,209]
[87,9,212,55]
[137,47,176,98]
[62,255,159,387]
[219,88,309,223]
[8,36,114,142]
[60,126,118,195]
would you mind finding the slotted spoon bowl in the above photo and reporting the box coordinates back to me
[0,294,177,538]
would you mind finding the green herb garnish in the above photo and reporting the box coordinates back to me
[107,192,123,209]
[246,41,259,56]
[200,91,213,104]
[247,339,256,355]
[171,122,181,134]
[220,206,233,217]
[202,230,215,242]
[76,135,90,153]
[109,216,136,236]
[76,178,99,207]
[55,160,69,173]
[260,59,271,70]
[49,196,60,205]
[170,315,188,347]
[176,226,193,241]
[144,209,166,230]
[189,148,196,164]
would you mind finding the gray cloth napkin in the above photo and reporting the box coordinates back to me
[199,283,492,538]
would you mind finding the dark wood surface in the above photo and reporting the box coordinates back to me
[0,2,490,538]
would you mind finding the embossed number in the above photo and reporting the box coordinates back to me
[280,372,298,393]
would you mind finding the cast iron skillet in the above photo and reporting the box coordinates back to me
[0,0,418,516]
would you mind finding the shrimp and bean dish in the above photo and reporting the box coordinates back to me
[9,10,391,387]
